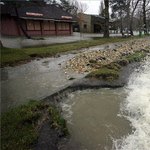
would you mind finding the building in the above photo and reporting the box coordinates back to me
[0,3,76,36]
[78,13,113,33]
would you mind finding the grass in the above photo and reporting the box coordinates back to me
[86,67,119,82]
[1,35,148,67]
[1,100,68,150]
[124,51,147,63]
[48,107,68,135]
[86,50,148,82]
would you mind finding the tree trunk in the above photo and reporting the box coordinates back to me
[120,17,124,36]
[126,0,131,30]
[104,0,109,38]
[119,10,124,36]
[130,18,133,35]
[143,0,147,35]
[14,7,33,39]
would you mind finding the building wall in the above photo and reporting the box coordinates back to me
[78,13,106,33]
[1,16,19,35]
[1,16,73,36]
[79,13,91,33]
[91,16,105,33]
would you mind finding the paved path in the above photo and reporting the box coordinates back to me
[0,31,139,48]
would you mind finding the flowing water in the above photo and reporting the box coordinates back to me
[60,56,150,150]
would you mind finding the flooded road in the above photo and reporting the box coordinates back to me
[1,54,81,112]
[1,45,107,112]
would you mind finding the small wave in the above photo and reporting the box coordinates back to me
[113,57,150,150]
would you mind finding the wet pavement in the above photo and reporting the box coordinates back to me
[1,37,150,112]
[0,32,139,48]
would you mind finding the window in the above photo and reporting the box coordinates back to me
[26,20,41,30]
[62,23,66,30]
[34,20,40,30]
[58,23,62,30]
[65,23,69,30]
[44,21,50,30]
[84,24,87,29]
[58,23,70,30]
[43,21,56,31]
[50,22,55,30]
[26,20,34,30]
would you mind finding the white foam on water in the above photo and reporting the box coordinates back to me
[113,56,150,150]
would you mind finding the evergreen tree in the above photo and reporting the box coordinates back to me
[59,0,75,14]
[99,1,105,17]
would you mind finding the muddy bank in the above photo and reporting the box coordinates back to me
[32,62,140,150]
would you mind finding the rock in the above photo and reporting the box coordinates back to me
[99,57,106,60]
[121,53,127,56]
[55,54,60,58]
[62,39,149,74]
[116,59,129,66]
[58,129,65,138]
[69,77,75,80]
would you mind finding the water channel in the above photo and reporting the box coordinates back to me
[60,57,150,150]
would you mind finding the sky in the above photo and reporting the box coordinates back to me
[77,0,102,15]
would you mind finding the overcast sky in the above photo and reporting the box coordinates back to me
[77,0,102,15]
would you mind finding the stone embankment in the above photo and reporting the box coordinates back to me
[63,39,150,75]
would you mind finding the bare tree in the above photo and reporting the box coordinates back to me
[134,0,150,34]
[126,0,131,30]
[143,0,150,34]
[53,0,88,16]
[104,0,109,38]
[70,0,88,16]
[129,0,140,35]
[110,0,127,36]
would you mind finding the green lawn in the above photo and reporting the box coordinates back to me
[1,35,148,67]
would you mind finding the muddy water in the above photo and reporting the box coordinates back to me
[60,56,150,150]
[60,88,132,150]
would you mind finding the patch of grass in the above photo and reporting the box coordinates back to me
[89,59,97,63]
[1,100,48,150]
[1,100,68,150]
[124,51,147,63]
[86,67,119,82]
[115,59,129,66]
[48,107,68,135]
[105,63,122,71]
[86,50,148,82]
[1,36,147,67]
[0,47,30,65]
